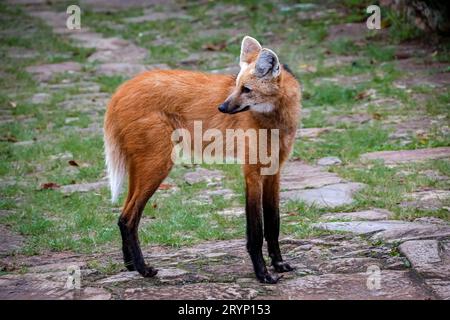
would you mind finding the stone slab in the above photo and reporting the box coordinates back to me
[360,147,450,164]
[399,240,450,299]
[259,271,432,300]
[26,62,82,82]
[281,161,344,190]
[321,209,394,221]
[124,283,258,300]
[313,220,450,242]
[281,182,365,208]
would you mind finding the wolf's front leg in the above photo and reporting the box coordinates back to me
[244,169,280,284]
[263,173,294,273]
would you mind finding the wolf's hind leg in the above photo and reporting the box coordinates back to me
[118,115,174,276]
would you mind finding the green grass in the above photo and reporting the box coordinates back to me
[1,166,246,253]
[426,92,450,117]
[384,8,424,43]
[305,83,358,107]
[328,39,359,56]
[95,75,126,93]
[335,160,450,221]
[293,124,395,163]
[366,44,395,62]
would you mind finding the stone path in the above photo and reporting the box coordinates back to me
[1,0,449,300]
[16,0,167,83]
[280,161,364,208]
[27,10,148,67]
[0,235,439,300]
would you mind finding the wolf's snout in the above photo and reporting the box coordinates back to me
[218,101,246,114]
[218,101,229,113]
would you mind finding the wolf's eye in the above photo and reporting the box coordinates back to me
[242,86,252,94]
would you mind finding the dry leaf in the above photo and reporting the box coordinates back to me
[68,160,79,167]
[202,41,227,51]
[381,19,390,29]
[0,134,18,142]
[355,89,376,100]
[40,182,60,190]
[372,112,382,120]
[356,91,369,100]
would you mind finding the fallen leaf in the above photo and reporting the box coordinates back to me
[381,19,390,29]
[356,91,369,100]
[355,88,376,100]
[8,101,16,108]
[40,182,60,190]
[202,41,227,51]
[372,112,382,120]
[0,134,18,142]
[68,160,79,167]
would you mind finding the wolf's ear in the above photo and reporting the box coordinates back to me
[255,48,281,78]
[240,36,262,68]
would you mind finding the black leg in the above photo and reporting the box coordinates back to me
[263,174,293,273]
[118,218,135,271]
[118,216,157,277]
[245,173,280,284]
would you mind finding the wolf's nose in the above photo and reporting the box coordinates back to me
[218,102,228,113]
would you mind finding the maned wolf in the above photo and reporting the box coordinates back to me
[104,36,301,283]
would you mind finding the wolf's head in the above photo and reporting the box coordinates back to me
[218,36,283,115]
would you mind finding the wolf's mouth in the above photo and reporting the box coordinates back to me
[229,105,250,114]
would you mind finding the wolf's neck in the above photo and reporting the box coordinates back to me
[252,87,300,134]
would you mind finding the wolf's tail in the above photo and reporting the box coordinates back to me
[104,130,126,203]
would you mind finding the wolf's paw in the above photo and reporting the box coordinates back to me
[138,266,158,277]
[257,272,282,284]
[273,261,294,273]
